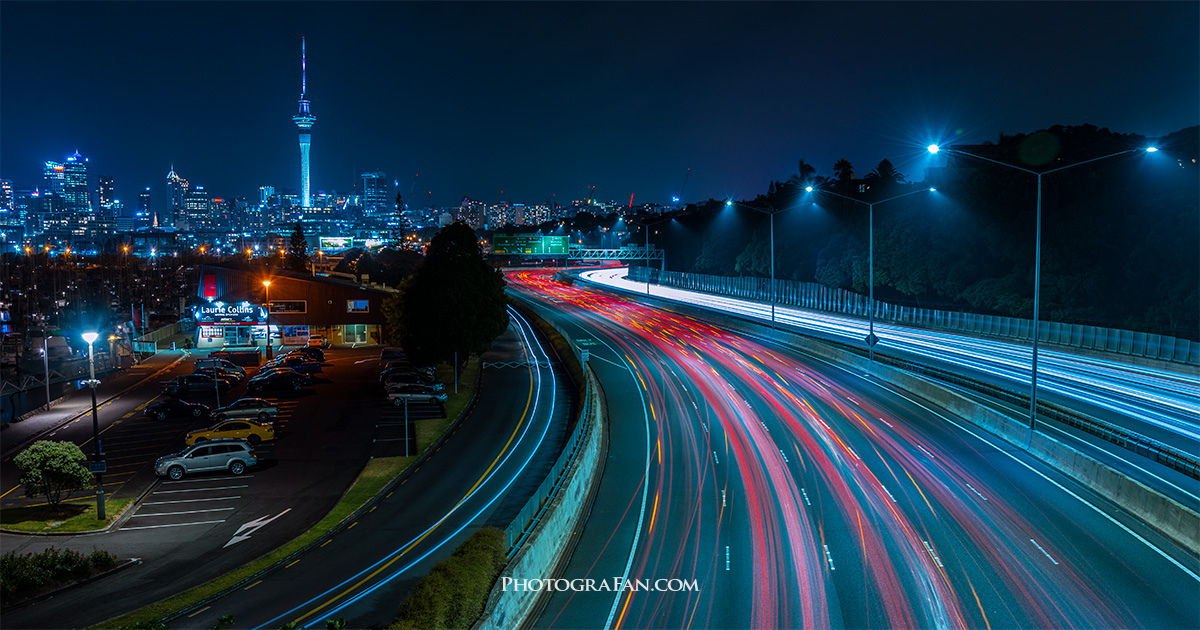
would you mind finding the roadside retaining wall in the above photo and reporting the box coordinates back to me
[474,366,606,630]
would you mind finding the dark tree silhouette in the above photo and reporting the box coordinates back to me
[833,159,855,181]
[287,222,309,272]
[865,159,906,185]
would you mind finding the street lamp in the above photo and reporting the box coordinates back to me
[641,215,674,296]
[926,142,1158,446]
[262,280,273,359]
[81,331,106,520]
[725,200,798,330]
[809,185,935,373]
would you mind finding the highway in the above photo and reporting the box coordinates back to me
[509,268,1198,629]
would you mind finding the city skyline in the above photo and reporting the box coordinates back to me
[2,2,1197,207]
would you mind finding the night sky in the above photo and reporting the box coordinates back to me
[2,2,1196,209]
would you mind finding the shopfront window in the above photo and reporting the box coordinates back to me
[347,299,369,313]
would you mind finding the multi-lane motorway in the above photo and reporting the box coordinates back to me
[508,268,1197,629]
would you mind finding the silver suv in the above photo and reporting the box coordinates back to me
[211,398,279,422]
[155,439,258,480]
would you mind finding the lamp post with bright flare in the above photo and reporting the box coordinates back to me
[926,142,1158,446]
[807,184,935,373]
[81,331,105,520]
[262,280,273,359]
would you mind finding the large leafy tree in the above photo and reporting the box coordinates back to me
[833,159,855,181]
[287,222,310,272]
[16,441,94,511]
[399,223,508,370]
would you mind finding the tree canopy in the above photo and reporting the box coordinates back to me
[393,222,509,367]
[16,441,94,510]
[287,222,309,272]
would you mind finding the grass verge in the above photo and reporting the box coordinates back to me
[0,499,134,534]
[95,356,482,630]
[387,527,507,630]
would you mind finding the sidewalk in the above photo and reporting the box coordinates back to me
[0,350,188,460]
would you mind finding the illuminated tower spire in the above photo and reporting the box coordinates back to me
[292,37,316,208]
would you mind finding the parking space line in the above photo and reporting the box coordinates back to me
[154,485,249,494]
[122,519,226,531]
[144,496,241,505]
[162,476,254,484]
[132,507,235,517]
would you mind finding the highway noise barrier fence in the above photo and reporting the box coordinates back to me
[628,265,1199,366]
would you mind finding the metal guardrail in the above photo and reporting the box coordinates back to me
[627,266,1199,366]
[502,310,597,555]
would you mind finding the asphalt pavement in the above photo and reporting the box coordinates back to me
[509,268,1199,630]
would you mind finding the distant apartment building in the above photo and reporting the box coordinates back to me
[97,175,115,209]
[181,185,211,230]
[167,166,189,226]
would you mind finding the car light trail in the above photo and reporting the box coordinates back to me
[510,268,1192,629]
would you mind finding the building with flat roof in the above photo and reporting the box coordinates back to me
[192,264,394,349]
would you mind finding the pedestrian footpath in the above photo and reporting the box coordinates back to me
[0,350,188,460]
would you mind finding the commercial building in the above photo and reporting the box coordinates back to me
[192,264,393,349]
[362,171,388,214]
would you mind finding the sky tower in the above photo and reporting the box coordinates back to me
[292,37,316,208]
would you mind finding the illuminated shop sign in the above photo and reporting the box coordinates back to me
[193,301,267,324]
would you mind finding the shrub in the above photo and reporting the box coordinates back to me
[390,527,507,629]
[0,546,121,600]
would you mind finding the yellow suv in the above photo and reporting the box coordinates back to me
[185,419,275,446]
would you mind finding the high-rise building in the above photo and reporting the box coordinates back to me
[167,165,189,226]
[182,185,211,230]
[62,151,90,215]
[138,187,152,216]
[0,179,12,212]
[259,185,276,205]
[292,37,316,208]
[361,171,389,215]
[43,161,66,195]
[98,175,115,209]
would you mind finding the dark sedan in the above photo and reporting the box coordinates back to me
[144,398,210,420]
[263,355,323,374]
[162,374,234,395]
[247,370,310,392]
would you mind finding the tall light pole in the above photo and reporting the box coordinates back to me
[641,215,674,296]
[808,185,935,373]
[81,331,105,520]
[262,280,273,359]
[927,143,1158,446]
[726,200,794,330]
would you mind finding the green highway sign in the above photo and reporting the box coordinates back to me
[494,235,569,255]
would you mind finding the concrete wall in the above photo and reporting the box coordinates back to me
[474,368,606,629]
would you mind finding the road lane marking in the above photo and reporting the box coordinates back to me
[725,546,730,571]
[132,508,235,517]
[187,606,212,618]
[122,519,226,531]
[163,476,254,484]
[923,540,944,568]
[823,544,836,571]
[144,496,241,505]
[224,508,293,548]
[801,488,811,506]
[1029,538,1059,565]
[965,482,988,501]
[155,485,249,494]
[244,580,262,590]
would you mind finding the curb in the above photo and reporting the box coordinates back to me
[1,353,188,461]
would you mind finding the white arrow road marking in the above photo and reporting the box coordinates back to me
[224,508,292,548]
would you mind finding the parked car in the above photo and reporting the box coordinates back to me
[144,398,210,420]
[210,398,279,422]
[247,370,309,392]
[379,366,438,384]
[194,366,245,384]
[255,366,312,383]
[194,358,247,377]
[263,355,323,374]
[286,346,325,362]
[380,347,407,362]
[388,384,448,406]
[161,374,234,395]
[382,360,435,376]
[383,372,445,391]
[185,418,275,446]
[308,335,329,348]
[155,439,258,480]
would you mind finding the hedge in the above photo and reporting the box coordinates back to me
[388,527,507,630]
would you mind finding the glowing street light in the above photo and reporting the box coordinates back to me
[925,142,1159,446]
[81,331,105,520]
[262,280,273,359]
[725,199,805,329]
[809,185,936,373]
